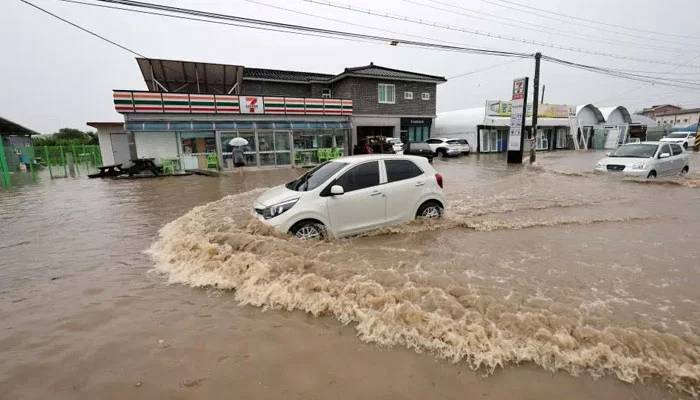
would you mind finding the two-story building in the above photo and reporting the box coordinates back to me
[99,58,445,170]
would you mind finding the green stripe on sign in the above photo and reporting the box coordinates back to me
[162,101,189,105]
[114,100,132,105]
[133,100,162,105]
[306,104,323,109]
[286,104,304,108]
[190,102,215,106]
[217,102,239,106]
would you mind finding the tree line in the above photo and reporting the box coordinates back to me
[32,128,98,146]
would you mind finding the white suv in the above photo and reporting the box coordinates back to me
[253,155,447,239]
[425,138,463,157]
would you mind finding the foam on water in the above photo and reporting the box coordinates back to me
[148,189,700,397]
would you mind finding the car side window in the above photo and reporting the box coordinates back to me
[670,144,683,156]
[426,139,442,144]
[385,160,423,182]
[335,161,379,192]
[659,144,671,157]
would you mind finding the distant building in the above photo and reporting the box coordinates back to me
[0,116,37,171]
[639,104,682,118]
[102,58,445,169]
[650,107,700,128]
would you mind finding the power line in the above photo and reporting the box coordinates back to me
[301,0,700,68]
[448,59,522,80]
[17,0,146,57]
[405,0,688,54]
[36,0,700,91]
[85,0,535,58]
[481,0,700,41]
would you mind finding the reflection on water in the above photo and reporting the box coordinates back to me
[1,151,699,399]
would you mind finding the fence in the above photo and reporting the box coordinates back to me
[0,144,102,188]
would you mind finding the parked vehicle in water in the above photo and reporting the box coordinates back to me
[386,138,405,154]
[403,142,434,162]
[594,141,690,178]
[425,138,462,157]
[253,155,446,239]
[660,131,697,150]
[445,138,471,154]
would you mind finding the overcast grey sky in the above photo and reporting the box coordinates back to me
[2,0,699,133]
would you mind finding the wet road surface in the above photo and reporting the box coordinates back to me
[1,150,699,399]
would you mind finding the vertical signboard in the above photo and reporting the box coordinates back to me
[507,77,529,164]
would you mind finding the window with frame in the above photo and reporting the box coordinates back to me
[378,84,396,104]
[421,92,430,100]
[385,159,423,182]
[659,144,671,156]
[404,91,413,100]
[671,144,683,155]
[321,88,332,98]
[335,161,380,192]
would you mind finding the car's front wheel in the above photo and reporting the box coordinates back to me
[416,201,444,219]
[647,170,657,179]
[681,166,689,175]
[684,142,688,150]
[290,220,326,240]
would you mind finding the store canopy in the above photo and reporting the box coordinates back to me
[0,116,38,136]
[136,58,244,94]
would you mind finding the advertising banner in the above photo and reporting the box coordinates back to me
[487,100,573,118]
[507,78,528,152]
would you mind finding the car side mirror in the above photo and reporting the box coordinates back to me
[330,185,344,195]
[659,152,671,159]
[605,152,611,156]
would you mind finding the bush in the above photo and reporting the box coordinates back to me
[32,128,98,146]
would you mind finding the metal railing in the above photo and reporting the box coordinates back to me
[0,144,102,188]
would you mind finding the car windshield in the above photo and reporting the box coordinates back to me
[285,161,348,191]
[666,133,689,139]
[610,144,658,158]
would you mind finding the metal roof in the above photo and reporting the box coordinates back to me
[0,116,38,136]
[243,68,334,82]
[136,58,244,94]
[136,59,446,93]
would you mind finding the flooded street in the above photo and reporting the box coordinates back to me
[2,150,699,399]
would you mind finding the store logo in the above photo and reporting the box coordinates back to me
[247,97,258,113]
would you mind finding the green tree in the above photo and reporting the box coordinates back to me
[32,128,98,146]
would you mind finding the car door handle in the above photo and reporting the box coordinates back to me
[415,181,425,187]
[370,191,383,196]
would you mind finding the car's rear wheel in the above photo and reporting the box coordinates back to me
[647,170,657,179]
[436,148,447,158]
[290,220,326,240]
[416,201,443,219]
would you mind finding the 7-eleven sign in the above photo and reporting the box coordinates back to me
[240,96,265,114]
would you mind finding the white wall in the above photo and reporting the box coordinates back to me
[134,132,178,161]
[97,130,114,165]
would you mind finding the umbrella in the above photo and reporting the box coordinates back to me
[229,137,249,147]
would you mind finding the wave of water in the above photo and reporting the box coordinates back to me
[148,190,700,397]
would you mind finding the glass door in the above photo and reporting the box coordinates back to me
[274,130,291,166]
[220,131,257,168]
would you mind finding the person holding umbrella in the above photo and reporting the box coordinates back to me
[228,137,248,167]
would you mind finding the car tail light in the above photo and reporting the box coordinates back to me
[435,173,443,188]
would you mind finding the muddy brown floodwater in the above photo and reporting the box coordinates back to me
[1,151,699,399]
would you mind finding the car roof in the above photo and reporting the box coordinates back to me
[332,154,429,164]
[623,141,660,145]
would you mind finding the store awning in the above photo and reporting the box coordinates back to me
[136,58,244,94]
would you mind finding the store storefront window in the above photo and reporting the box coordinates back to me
[180,131,215,169]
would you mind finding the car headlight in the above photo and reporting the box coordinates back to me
[595,161,605,168]
[263,198,298,219]
[630,161,647,169]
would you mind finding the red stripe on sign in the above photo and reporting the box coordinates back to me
[133,93,163,99]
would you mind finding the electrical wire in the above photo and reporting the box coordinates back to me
[448,59,522,80]
[301,0,700,67]
[404,0,687,54]
[481,0,700,41]
[17,0,147,57]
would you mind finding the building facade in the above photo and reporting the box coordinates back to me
[102,58,445,170]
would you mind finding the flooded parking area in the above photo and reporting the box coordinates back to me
[1,150,699,399]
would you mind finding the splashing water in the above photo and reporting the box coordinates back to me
[148,188,700,397]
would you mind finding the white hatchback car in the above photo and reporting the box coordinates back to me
[594,141,690,178]
[253,155,447,239]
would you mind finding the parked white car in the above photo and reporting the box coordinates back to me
[386,138,405,154]
[594,141,690,178]
[425,138,463,157]
[446,138,471,154]
[253,155,446,239]
[660,131,697,150]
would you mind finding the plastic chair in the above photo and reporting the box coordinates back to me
[206,153,218,169]
[294,151,303,166]
[161,158,176,175]
[332,148,344,158]
[317,148,331,162]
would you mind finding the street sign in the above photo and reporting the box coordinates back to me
[507,77,529,163]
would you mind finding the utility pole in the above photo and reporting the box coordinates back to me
[541,84,546,104]
[530,52,541,164]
